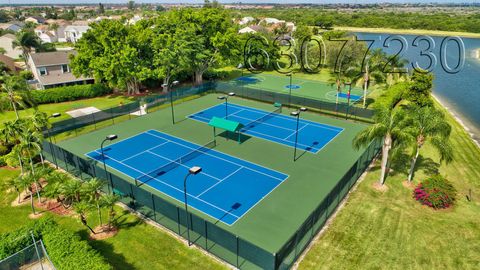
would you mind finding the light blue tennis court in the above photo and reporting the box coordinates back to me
[86,130,288,225]
[188,103,343,153]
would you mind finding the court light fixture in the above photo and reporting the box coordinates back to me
[290,111,299,117]
[106,134,118,141]
[46,112,62,169]
[228,92,235,97]
[100,134,118,192]
[50,112,61,118]
[184,166,203,246]
[217,96,226,100]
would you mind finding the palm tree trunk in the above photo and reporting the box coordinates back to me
[81,215,96,234]
[30,191,36,215]
[408,146,421,182]
[97,203,103,226]
[9,94,19,120]
[17,154,24,175]
[363,66,369,108]
[29,156,41,203]
[379,135,392,185]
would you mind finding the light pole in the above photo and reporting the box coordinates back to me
[46,113,61,168]
[237,63,244,96]
[100,134,118,191]
[184,166,202,246]
[217,92,236,119]
[290,107,307,161]
[162,80,180,125]
[286,73,293,108]
[344,82,352,120]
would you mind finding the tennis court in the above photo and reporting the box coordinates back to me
[232,73,365,103]
[86,129,288,225]
[189,103,343,153]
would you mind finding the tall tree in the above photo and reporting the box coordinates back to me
[12,30,42,67]
[0,75,34,119]
[100,194,119,231]
[405,70,434,107]
[83,178,105,226]
[353,105,411,185]
[405,105,453,182]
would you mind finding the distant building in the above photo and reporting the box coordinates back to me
[25,16,46,24]
[64,25,90,43]
[0,34,22,59]
[259,18,284,25]
[27,50,94,89]
[127,15,143,25]
[0,22,23,33]
[238,26,257,34]
[238,16,255,25]
[0,54,19,73]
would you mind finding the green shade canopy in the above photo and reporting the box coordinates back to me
[208,117,243,132]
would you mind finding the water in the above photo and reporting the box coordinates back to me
[355,32,480,144]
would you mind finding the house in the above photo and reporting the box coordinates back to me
[259,18,284,25]
[0,54,19,73]
[64,25,90,43]
[0,34,22,59]
[25,16,46,24]
[127,15,142,25]
[27,50,94,89]
[0,22,23,33]
[34,25,57,43]
[238,26,257,34]
[238,16,254,25]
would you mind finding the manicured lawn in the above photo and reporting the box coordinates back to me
[0,95,135,125]
[0,168,227,270]
[297,102,480,269]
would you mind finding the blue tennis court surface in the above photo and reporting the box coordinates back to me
[189,103,343,153]
[86,130,288,225]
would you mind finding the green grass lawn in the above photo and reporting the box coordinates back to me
[0,95,135,125]
[297,101,480,269]
[0,168,227,270]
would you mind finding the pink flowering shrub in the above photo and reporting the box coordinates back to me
[413,175,456,209]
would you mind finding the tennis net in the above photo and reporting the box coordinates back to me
[135,140,216,186]
[241,106,282,131]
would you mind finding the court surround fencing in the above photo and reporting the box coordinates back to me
[40,80,380,269]
[0,240,55,270]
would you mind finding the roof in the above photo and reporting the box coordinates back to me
[0,54,17,72]
[0,33,16,40]
[65,25,90,32]
[208,117,243,132]
[30,50,77,67]
[37,72,92,86]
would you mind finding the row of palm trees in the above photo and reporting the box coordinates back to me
[353,89,453,186]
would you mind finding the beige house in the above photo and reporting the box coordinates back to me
[28,50,94,89]
[0,34,22,59]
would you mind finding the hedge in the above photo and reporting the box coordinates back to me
[0,218,112,270]
[30,84,113,104]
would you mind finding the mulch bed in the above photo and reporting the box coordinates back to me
[90,225,119,240]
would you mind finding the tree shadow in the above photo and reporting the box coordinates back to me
[89,239,136,270]
[415,156,440,176]
[365,98,375,108]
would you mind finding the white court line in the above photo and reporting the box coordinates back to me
[191,114,317,150]
[146,150,223,182]
[233,114,297,132]
[146,131,285,182]
[121,141,169,162]
[195,167,244,198]
[283,123,309,141]
[228,103,344,132]
[93,149,241,219]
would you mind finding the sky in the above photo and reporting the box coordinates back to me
[0,0,479,5]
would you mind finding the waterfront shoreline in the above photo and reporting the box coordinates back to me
[432,94,480,148]
[336,26,480,38]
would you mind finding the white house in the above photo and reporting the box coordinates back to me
[34,25,57,43]
[0,22,23,33]
[127,15,143,25]
[0,34,22,59]
[238,26,257,34]
[238,16,254,25]
[64,25,90,43]
[259,18,284,25]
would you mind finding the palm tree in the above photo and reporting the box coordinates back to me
[100,194,119,231]
[18,130,42,174]
[406,105,453,182]
[59,179,83,209]
[353,105,411,185]
[17,173,37,215]
[12,30,41,68]
[74,200,96,234]
[83,178,105,226]
[0,75,34,119]
[385,55,409,87]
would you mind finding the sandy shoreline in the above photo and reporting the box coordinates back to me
[432,94,480,148]
[335,26,480,39]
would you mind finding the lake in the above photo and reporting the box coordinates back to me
[355,32,480,144]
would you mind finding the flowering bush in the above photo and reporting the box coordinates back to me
[413,175,456,209]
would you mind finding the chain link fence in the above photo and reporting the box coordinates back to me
[0,240,55,270]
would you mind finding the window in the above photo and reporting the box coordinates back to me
[62,64,69,73]
[38,67,47,76]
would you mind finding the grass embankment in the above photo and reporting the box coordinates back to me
[336,26,480,39]
[298,101,480,269]
[0,169,227,270]
[0,95,134,125]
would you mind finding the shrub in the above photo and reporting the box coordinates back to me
[0,156,5,167]
[0,144,8,155]
[413,175,456,209]
[4,151,19,168]
[30,84,112,104]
